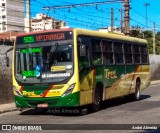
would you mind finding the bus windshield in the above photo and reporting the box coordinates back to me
[15,42,73,84]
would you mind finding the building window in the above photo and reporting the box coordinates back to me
[2,15,6,19]
[2,27,6,31]
[2,21,6,25]
[2,3,5,7]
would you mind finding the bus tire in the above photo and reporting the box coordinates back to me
[92,89,101,112]
[135,81,141,101]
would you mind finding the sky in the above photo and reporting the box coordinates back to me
[29,0,160,32]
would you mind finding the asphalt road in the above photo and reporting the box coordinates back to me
[0,84,160,133]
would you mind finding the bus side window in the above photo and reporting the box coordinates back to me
[114,42,124,64]
[133,44,141,64]
[124,43,133,64]
[140,45,148,64]
[102,40,114,65]
[91,39,102,65]
[78,45,89,69]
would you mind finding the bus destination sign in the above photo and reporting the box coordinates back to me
[16,31,73,44]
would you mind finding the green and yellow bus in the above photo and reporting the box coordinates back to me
[12,28,150,112]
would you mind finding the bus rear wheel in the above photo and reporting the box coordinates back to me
[130,81,141,101]
[135,81,140,101]
[91,90,101,112]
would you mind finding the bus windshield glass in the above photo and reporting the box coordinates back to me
[15,31,73,84]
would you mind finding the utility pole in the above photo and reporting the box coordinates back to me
[153,22,156,55]
[144,3,150,29]
[111,8,114,32]
[26,0,31,33]
[124,0,130,35]
[120,3,123,32]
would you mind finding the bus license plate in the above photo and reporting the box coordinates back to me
[37,103,48,108]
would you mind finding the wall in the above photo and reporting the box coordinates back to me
[0,45,13,104]
[149,54,160,80]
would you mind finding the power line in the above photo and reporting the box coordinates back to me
[42,0,123,30]
[42,0,123,10]
[130,18,146,28]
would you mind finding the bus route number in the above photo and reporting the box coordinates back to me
[24,36,34,43]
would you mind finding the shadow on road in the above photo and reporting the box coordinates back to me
[101,94,151,110]
[19,94,151,116]
[19,106,87,116]
[140,95,151,100]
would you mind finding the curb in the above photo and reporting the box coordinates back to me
[0,108,19,114]
[151,80,160,85]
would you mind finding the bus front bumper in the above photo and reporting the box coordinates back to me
[15,92,79,108]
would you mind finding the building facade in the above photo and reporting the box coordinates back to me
[0,0,24,33]
[26,13,66,32]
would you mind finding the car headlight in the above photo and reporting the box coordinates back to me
[62,83,75,97]
[13,86,23,97]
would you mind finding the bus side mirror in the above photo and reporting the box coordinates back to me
[6,56,9,67]
[80,45,86,57]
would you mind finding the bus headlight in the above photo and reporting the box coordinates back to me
[62,83,75,97]
[13,86,23,97]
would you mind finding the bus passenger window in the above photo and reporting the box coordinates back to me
[92,53,102,65]
[78,45,89,69]
[124,43,133,64]
[105,53,114,64]
[140,45,148,64]
[91,39,102,65]
[114,42,124,64]
[101,40,114,65]
[133,45,140,64]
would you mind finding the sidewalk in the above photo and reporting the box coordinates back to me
[0,102,18,114]
[0,80,160,114]
[150,80,160,85]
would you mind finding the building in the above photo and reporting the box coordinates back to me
[25,13,66,32]
[0,31,21,45]
[0,0,24,33]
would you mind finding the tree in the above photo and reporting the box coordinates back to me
[156,31,160,54]
[129,28,160,54]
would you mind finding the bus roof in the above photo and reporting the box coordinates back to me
[74,28,148,44]
[16,28,147,44]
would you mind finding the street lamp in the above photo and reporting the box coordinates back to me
[144,3,150,29]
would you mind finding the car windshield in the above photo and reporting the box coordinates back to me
[15,42,73,84]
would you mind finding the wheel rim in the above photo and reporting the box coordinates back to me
[136,89,140,99]
[135,82,140,100]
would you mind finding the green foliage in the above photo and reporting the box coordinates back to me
[146,38,153,54]
[143,30,153,38]
[130,27,160,55]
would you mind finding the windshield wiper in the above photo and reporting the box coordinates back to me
[47,43,58,64]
